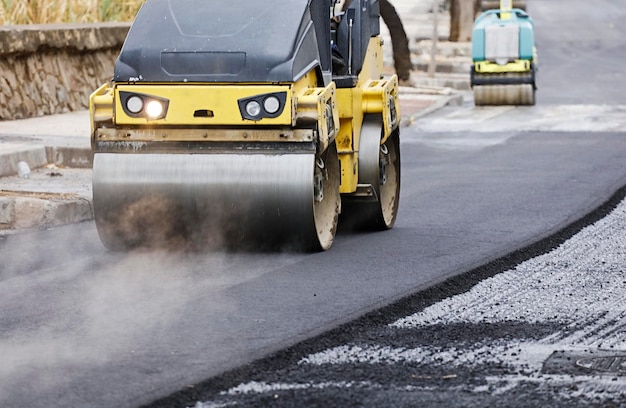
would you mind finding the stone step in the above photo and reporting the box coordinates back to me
[412,40,473,58]
[409,73,472,91]
[412,59,472,75]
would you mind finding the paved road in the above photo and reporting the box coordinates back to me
[1,0,626,407]
[166,1,626,406]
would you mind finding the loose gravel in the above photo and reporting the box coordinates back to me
[173,195,626,408]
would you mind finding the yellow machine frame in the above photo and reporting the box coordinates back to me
[90,37,399,197]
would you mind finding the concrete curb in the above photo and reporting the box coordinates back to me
[0,143,92,178]
[399,91,464,127]
[0,144,48,177]
[0,163,94,233]
[0,192,93,231]
[46,146,93,168]
[413,93,464,119]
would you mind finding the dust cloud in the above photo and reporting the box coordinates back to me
[0,226,300,406]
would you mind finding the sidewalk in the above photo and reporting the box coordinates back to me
[0,0,465,233]
[0,111,93,231]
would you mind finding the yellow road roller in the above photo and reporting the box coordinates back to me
[89,0,400,251]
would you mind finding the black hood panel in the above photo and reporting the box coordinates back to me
[114,0,330,83]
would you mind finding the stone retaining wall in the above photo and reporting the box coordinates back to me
[0,23,130,120]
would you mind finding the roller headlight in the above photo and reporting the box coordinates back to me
[245,100,262,118]
[263,96,281,114]
[238,92,287,121]
[146,100,165,119]
[126,95,144,114]
[119,91,169,120]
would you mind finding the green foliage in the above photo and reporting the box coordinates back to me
[99,0,114,21]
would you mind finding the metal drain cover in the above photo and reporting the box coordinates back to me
[543,350,626,376]
[576,355,626,373]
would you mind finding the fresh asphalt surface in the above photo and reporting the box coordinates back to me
[1,0,625,407]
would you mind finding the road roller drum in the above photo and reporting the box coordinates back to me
[93,148,340,251]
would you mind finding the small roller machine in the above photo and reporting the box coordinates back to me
[471,0,537,105]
